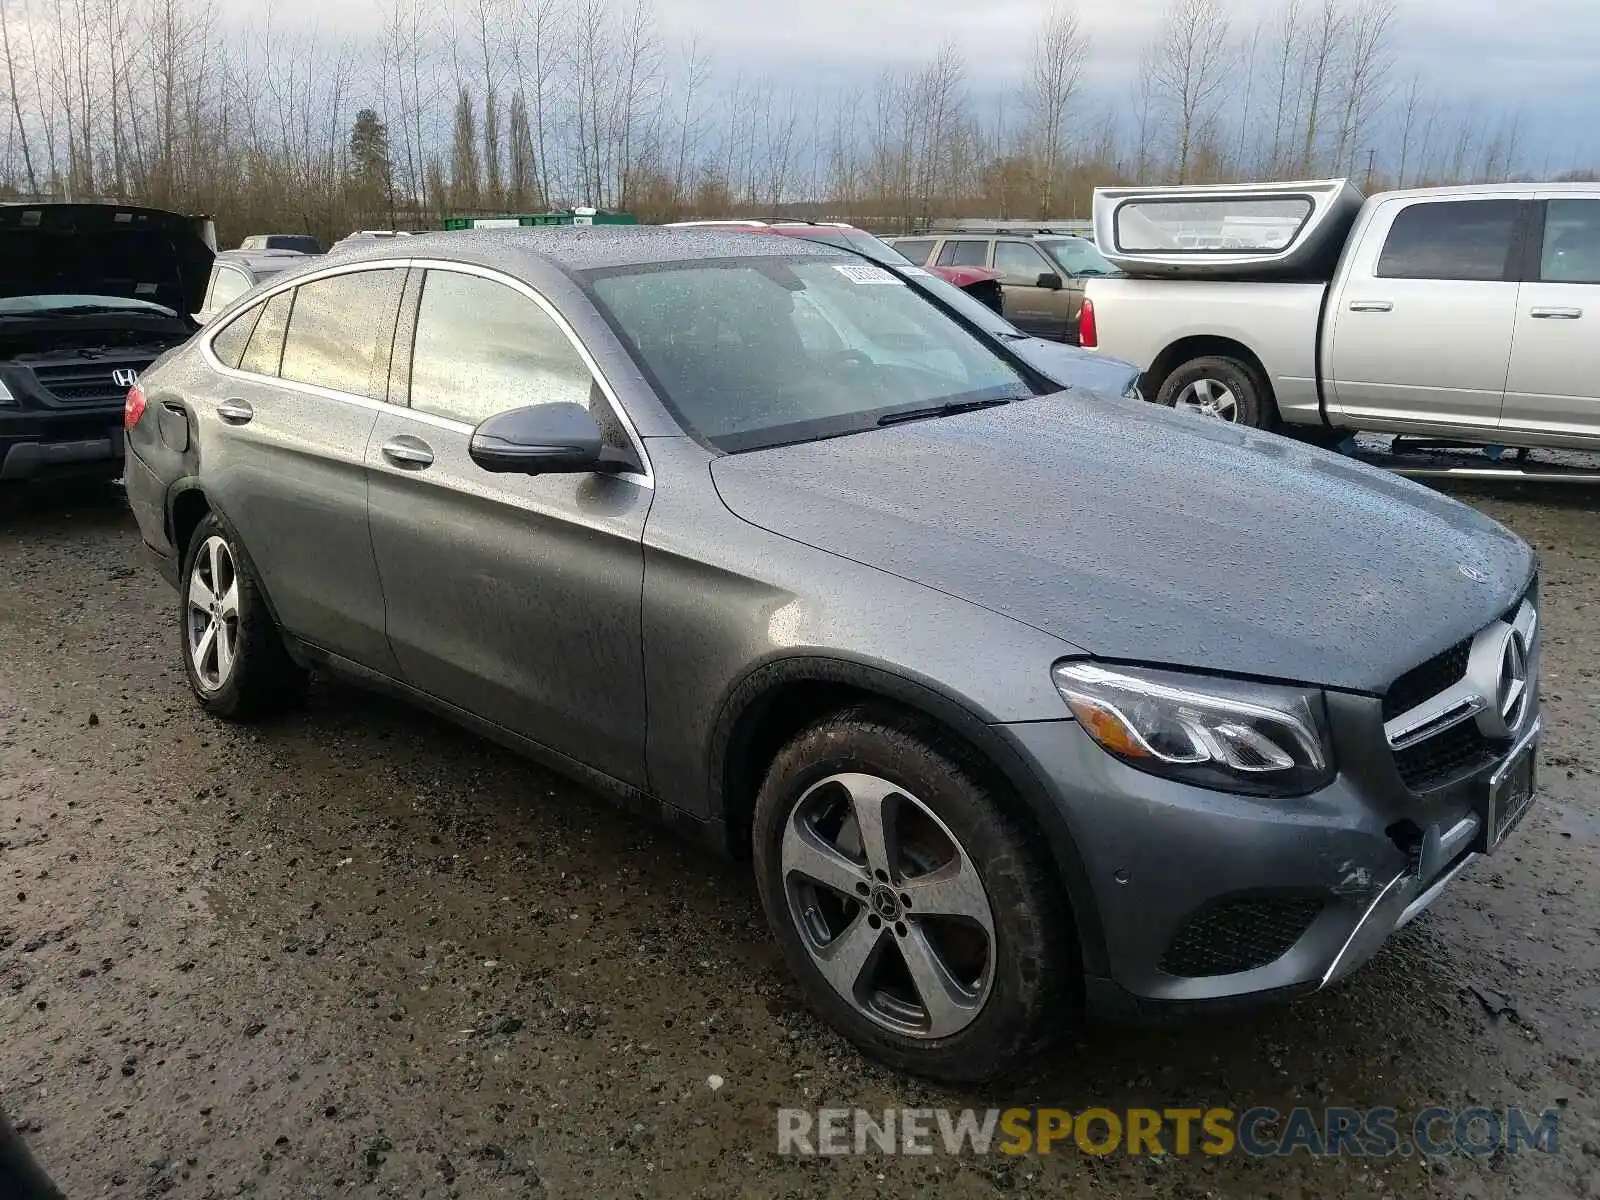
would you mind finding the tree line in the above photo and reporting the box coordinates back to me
[0,0,1572,246]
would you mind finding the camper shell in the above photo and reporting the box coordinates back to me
[1092,178,1365,279]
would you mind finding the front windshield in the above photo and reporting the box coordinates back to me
[1041,239,1118,277]
[0,293,178,317]
[589,257,1035,452]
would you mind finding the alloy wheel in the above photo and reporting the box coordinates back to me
[1174,378,1240,421]
[781,772,996,1039]
[187,534,240,691]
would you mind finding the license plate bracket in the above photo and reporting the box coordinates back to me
[1481,736,1538,852]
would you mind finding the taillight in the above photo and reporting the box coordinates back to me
[1078,297,1097,348]
[124,384,147,431]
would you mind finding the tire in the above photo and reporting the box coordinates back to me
[752,707,1077,1082]
[1156,355,1278,430]
[178,511,304,720]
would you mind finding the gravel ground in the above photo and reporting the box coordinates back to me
[2,477,1597,1199]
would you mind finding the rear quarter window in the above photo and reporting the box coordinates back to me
[210,303,263,369]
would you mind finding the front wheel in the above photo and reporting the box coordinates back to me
[1156,355,1277,430]
[752,708,1077,1082]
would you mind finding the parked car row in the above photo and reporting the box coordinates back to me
[887,229,1119,344]
[115,222,1540,1082]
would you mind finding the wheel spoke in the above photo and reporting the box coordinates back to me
[840,774,900,879]
[900,860,994,930]
[214,620,235,682]
[782,818,870,899]
[193,621,217,676]
[219,580,240,619]
[1193,379,1213,403]
[813,910,886,1000]
[189,574,216,610]
[208,538,226,594]
[899,921,980,1038]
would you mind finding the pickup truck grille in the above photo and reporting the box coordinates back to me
[33,361,150,406]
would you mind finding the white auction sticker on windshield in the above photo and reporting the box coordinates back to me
[901,266,933,277]
[832,264,904,285]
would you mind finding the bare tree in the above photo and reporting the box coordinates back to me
[1145,0,1232,183]
[1330,0,1395,173]
[1021,2,1088,215]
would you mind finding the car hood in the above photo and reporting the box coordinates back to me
[931,265,1000,288]
[1008,338,1140,395]
[710,393,1533,692]
[0,203,214,316]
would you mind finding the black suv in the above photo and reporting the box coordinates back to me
[0,203,213,482]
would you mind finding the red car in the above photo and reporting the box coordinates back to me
[665,219,1005,315]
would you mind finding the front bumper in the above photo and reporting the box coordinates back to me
[0,407,124,480]
[998,694,1540,1018]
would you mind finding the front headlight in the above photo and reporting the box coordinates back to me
[1052,661,1334,796]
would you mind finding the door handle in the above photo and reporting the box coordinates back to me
[216,398,254,424]
[1348,300,1394,313]
[380,437,434,468]
[1530,306,1583,319]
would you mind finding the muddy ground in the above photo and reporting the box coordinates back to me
[2,477,1597,1199]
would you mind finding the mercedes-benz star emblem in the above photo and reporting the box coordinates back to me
[111,368,139,388]
[1498,629,1529,728]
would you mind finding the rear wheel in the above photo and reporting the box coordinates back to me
[1157,355,1277,430]
[752,708,1077,1082]
[179,512,304,720]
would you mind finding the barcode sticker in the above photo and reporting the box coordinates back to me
[832,264,903,285]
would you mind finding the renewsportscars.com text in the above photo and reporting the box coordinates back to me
[776,1106,1562,1158]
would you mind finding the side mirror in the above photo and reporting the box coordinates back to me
[469,402,625,475]
[1035,272,1064,291]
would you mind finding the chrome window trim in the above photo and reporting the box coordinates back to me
[198,255,654,489]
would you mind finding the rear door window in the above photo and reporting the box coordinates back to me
[892,239,935,266]
[936,239,990,268]
[238,290,293,377]
[1375,200,1522,281]
[279,269,404,396]
[1539,199,1600,284]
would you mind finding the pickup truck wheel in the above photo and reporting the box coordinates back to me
[1157,356,1277,430]
[751,707,1078,1082]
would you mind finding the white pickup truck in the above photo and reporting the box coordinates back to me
[1081,179,1600,451]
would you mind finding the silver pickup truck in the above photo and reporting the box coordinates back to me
[1081,179,1600,451]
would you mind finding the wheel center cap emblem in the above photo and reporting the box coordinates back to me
[869,885,899,920]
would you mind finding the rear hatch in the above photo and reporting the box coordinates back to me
[0,202,215,316]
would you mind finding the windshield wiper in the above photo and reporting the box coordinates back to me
[876,397,1013,426]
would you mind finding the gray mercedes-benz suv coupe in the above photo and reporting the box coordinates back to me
[123,227,1540,1082]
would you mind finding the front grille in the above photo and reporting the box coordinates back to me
[1159,894,1324,978]
[33,361,149,405]
[1383,638,1471,722]
[1393,720,1495,791]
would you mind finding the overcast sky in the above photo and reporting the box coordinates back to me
[271,0,1600,171]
